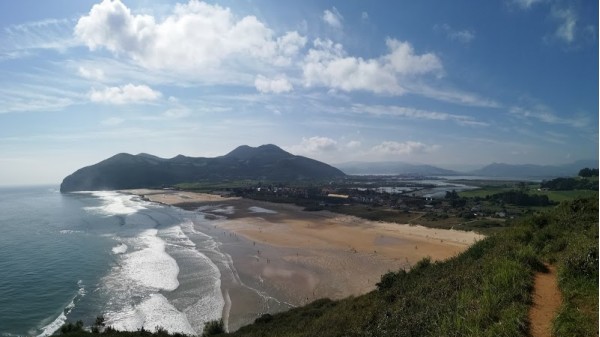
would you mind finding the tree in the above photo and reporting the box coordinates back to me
[202,319,225,336]
[578,167,599,177]
[579,168,593,177]
[91,315,106,333]
[444,190,459,199]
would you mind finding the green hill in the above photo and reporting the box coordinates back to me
[59,145,346,192]
[58,198,597,337]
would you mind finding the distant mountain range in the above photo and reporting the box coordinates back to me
[467,160,598,178]
[335,159,597,178]
[334,161,459,176]
[60,144,345,192]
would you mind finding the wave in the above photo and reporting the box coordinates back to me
[36,281,86,337]
[120,229,179,291]
[36,313,67,337]
[59,230,83,234]
[83,192,149,216]
[111,243,128,254]
[106,294,196,335]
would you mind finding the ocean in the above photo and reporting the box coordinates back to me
[0,186,243,336]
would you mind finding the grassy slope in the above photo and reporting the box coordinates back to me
[58,199,598,337]
[226,198,597,337]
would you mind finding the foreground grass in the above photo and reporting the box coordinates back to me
[59,199,598,337]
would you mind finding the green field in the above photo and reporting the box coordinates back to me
[530,189,598,203]
[459,186,514,198]
[460,184,598,203]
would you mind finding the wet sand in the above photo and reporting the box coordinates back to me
[124,189,484,330]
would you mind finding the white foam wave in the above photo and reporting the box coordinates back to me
[59,230,83,234]
[112,243,128,254]
[107,294,196,335]
[84,191,148,216]
[36,313,67,337]
[160,225,196,248]
[248,206,277,214]
[36,281,86,337]
[121,229,179,291]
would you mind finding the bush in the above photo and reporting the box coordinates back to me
[202,319,225,337]
[563,244,598,278]
[60,321,84,334]
[376,270,401,290]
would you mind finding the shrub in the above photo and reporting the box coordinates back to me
[376,271,399,290]
[202,319,225,337]
[60,320,84,334]
[563,244,598,278]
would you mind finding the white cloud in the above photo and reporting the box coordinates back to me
[323,7,343,29]
[434,24,475,44]
[275,31,307,66]
[303,38,442,95]
[78,66,105,81]
[289,136,338,155]
[552,7,577,43]
[384,39,443,75]
[89,84,161,104]
[361,12,369,21]
[346,140,362,149]
[1,18,77,56]
[407,84,500,108]
[254,75,293,94]
[351,104,489,127]
[0,84,78,113]
[371,141,439,155]
[509,103,588,128]
[75,0,305,74]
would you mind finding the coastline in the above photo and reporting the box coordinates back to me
[124,189,484,331]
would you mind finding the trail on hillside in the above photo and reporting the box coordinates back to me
[529,265,561,337]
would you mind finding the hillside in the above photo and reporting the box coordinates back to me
[222,198,597,337]
[59,145,345,192]
[58,198,597,337]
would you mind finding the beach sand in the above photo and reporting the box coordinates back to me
[124,189,484,331]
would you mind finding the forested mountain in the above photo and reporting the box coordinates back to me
[60,144,345,192]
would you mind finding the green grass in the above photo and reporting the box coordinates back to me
[529,189,598,203]
[459,186,514,198]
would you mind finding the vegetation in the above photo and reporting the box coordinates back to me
[57,198,597,337]
[540,177,598,191]
[578,167,599,177]
[201,320,225,337]
[486,190,554,206]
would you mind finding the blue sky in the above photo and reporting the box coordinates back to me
[0,0,597,185]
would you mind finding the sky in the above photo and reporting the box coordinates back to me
[0,0,598,185]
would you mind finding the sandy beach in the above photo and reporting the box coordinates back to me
[124,189,484,330]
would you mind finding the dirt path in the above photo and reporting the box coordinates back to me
[529,265,562,337]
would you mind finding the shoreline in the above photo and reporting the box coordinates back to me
[124,189,484,331]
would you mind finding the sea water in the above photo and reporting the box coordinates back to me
[0,186,232,336]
